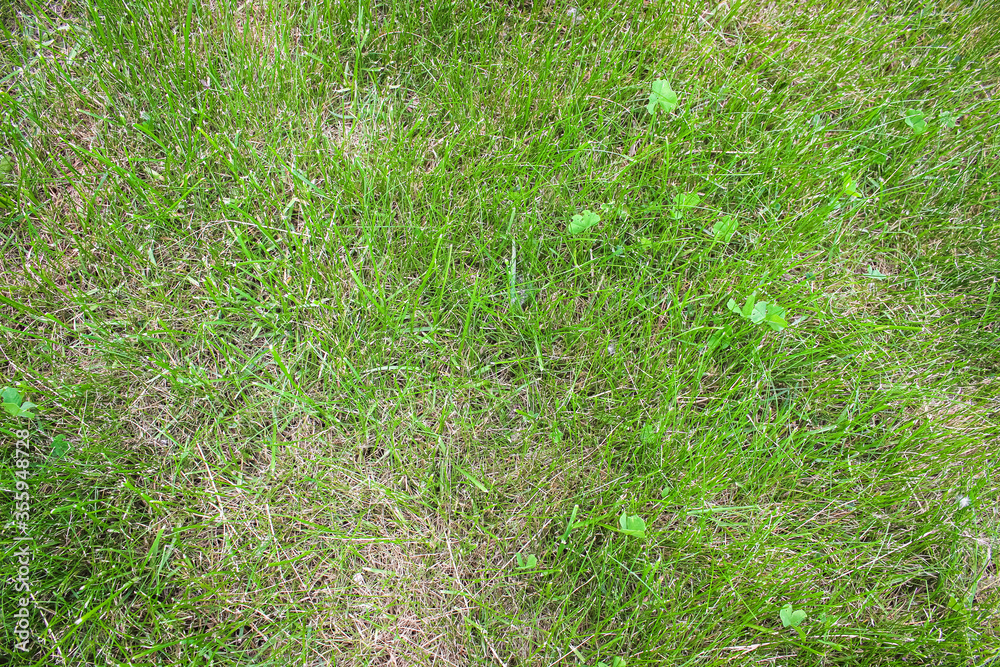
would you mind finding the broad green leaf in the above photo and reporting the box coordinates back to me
[865,266,888,279]
[50,434,69,460]
[2,402,22,417]
[750,301,768,324]
[939,111,958,129]
[673,191,701,211]
[618,512,646,538]
[515,553,537,569]
[842,176,861,198]
[711,216,738,243]
[726,298,740,314]
[904,108,928,135]
[567,209,600,235]
[764,304,789,330]
[647,79,678,115]
[1,386,21,406]
[764,315,788,330]
[670,192,700,220]
[681,192,701,208]
[780,603,807,628]
[600,201,630,219]
[741,291,758,319]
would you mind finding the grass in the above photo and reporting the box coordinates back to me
[1,0,998,664]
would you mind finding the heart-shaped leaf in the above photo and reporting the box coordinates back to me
[674,192,700,210]
[779,603,807,628]
[1,387,39,419]
[49,434,70,461]
[515,553,537,569]
[568,209,601,235]
[647,79,678,115]
[618,511,646,538]
[670,192,701,219]
[750,300,769,324]
[726,298,740,314]
[904,108,928,135]
[779,603,792,626]
[600,201,630,219]
[1,386,21,406]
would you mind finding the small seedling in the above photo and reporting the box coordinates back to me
[841,176,862,199]
[727,292,789,331]
[779,602,808,638]
[670,192,701,220]
[826,175,866,213]
[514,553,538,569]
[947,593,977,613]
[598,658,626,667]
[647,79,678,115]
[618,510,646,538]
[600,201,630,219]
[938,111,958,129]
[864,266,888,279]
[1,386,37,419]
[568,209,600,235]
[904,108,928,135]
[711,215,738,243]
[49,434,69,462]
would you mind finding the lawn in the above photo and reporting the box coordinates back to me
[1,0,998,664]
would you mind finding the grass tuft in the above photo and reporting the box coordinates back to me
[1,0,998,665]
